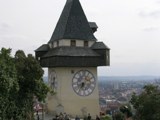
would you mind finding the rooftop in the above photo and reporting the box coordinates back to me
[48,0,97,43]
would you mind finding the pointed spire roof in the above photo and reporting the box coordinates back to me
[48,0,97,43]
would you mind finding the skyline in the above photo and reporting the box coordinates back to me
[0,0,160,76]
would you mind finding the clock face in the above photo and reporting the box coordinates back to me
[49,71,57,92]
[72,70,96,96]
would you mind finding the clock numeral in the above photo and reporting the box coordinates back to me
[73,84,78,88]
[84,90,89,96]
[81,90,84,96]
[90,84,95,89]
[85,71,89,76]
[87,88,92,93]
[73,78,78,83]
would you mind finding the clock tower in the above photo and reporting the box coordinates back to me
[35,0,110,118]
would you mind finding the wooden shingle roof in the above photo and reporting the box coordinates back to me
[35,44,49,52]
[48,0,97,43]
[91,42,110,50]
[42,46,100,57]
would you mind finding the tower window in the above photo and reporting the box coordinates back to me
[84,41,88,47]
[52,42,54,48]
[57,41,59,47]
[71,40,76,46]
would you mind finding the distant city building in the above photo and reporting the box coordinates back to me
[113,82,119,90]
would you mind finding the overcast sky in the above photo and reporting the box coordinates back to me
[0,0,160,76]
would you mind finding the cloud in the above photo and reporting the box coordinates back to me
[156,0,160,4]
[99,62,160,76]
[0,22,29,51]
[139,10,160,18]
[0,22,12,35]
[143,27,159,32]
[0,23,10,29]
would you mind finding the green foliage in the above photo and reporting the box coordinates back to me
[119,105,132,118]
[101,115,112,120]
[130,84,160,120]
[0,48,49,120]
[0,48,19,120]
[112,112,124,120]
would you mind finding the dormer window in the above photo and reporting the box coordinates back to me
[71,40,76,46]
[49,42,53,48]
[52,42,54,48]
[57,41,59,47]
[84,41,88,47]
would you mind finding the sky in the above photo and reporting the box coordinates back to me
[0,0,160,76]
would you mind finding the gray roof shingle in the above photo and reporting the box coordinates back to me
[48,0,97,43]
[35,44,49,51]
[42,46,100,57]
[89,22,98,29]
[91,42,110,49]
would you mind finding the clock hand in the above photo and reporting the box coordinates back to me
[85,76,92,81]
[78,82,85,92]
[81,82,85,88]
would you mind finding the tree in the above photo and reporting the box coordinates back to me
[130,84,160,120]
[0,48,49,120]
[101,115,112,120]
[14,50,49,120]
[119,105,132,120]
[0,48,19,119]
[111,104,132,120]
[112,111,124,120]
